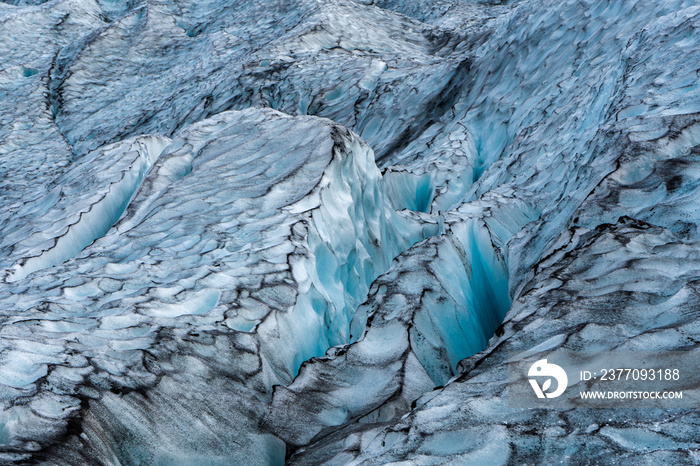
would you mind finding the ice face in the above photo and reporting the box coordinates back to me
[1,0,700,464]
[0,106,435,463]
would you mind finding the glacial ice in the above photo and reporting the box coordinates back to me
[4,135,170,282]
[1,0,700,464]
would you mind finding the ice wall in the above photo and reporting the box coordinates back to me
[0,107,436,463]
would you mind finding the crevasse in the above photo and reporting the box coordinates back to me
[4,135,170,282]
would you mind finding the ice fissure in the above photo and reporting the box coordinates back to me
[264,216,511,448]
[3,0,700,464]
[3,135,170,282]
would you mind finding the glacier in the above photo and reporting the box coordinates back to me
[1,0,700,464]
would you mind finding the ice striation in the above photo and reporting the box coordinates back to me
[1,0,700,464]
